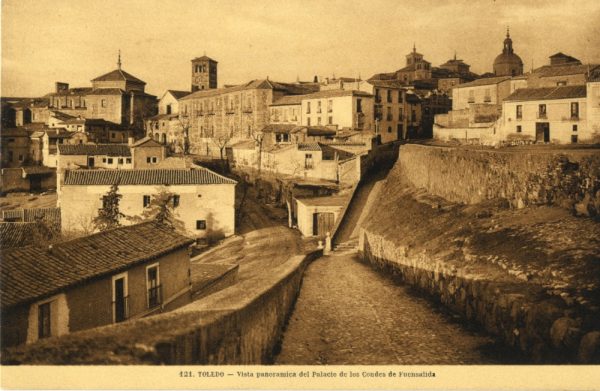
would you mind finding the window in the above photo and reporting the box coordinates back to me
[327,100,333,113]
[573,125,578,132]
[317,117,322,125]
[571,102,579,118]
[118,158,123,165]
[101,99,106,108]
[172,194,180,208]
[107,158,114,164]
[399,108,403,120]
[143,195,151,208]
[571,135,578,143]
[356,98,362,113]
[126,158,131,164]
[538,104,547,118]
[146,157,158,164]
[102,158,107,163]
[387,90,392,103]
[375,89,381,102]
[38,302,51,339]
[111,132,116,139]
[484,89,491,102]
[386,107,393,121]
[557,81,567,86]
[102,195,109,209]
[387,126,392,133]
[306,102,311,114]
[516,105,522,119]
[146,264,161,309]
[398,91,403,103]
[516,125,522,133]
[304,153,313,169]
[196,220,207,230]
[468,90,475,103]
[18,154,24,162]
[328,116,333,125]
[112,273,128,323]
[307,117,311,126]
[317,100,322,113]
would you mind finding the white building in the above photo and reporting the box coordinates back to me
[59,168,237,238]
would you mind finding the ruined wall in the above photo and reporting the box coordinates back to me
[359,229,600,363]
[399,144,600,216]
[2,251,322,364]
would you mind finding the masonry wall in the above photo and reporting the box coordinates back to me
[398,144,600,213]
[0,168,57,193]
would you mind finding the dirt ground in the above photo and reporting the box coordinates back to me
[0,191,57,211]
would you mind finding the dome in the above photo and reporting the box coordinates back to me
[493,29,524,76]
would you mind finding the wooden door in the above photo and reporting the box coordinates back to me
[317,212,335,236]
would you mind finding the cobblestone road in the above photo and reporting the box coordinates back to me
[276,251,508,365]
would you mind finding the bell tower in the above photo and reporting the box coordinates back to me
[191,55,218,92]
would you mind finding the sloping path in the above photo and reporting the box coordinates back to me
[275,251,503,364]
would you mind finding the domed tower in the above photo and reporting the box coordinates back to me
[493,28,523,77]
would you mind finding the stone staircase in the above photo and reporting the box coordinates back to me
[333,238,359,253]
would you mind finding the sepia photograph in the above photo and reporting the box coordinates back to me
[1,0,599,389]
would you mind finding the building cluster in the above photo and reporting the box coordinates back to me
[1,29,599,347]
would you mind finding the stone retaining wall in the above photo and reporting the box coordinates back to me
[399,144,600,217]
[2,250,322,365]
[359,229,600,363]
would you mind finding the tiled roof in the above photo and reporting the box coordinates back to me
[0,222,194,309]
[306,126,336,137]
[47,87,94,97]
[63,168,237,186]
[131,136,164,148]
[58,144,131,156]
[229,140,256,150]
[46,129,74,139]
[300,89,373,99]
[192,55,217,63]
[368,79,406,89]
[50,111,77,121]
[298,142,321,151]
[148,113,179,120]
[270,95,304,106]
[91,68,146,84]
[319,144,355,161]
[154,157,200,169]
[0,222,36,249]
[368,72,398,81]
[261,124,300,133]
[454,76,511,88]
[504,85,587,102]
[531,64,599,78]
[0,128,31,138]
[167,90,191,99]
[181,79,318,101]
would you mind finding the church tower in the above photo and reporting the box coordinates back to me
[191,55,218,92]
[493,28,524,77]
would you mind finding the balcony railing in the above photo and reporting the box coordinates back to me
[112,296,129,323]
[148,285,163,309]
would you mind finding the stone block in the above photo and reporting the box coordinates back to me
[577,331,600,363]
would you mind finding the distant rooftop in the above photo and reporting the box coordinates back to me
[63,167,237,186]
[504,85,587,102]
[454,76,511,88]
[58,143,131,157]
[91,68,146,84]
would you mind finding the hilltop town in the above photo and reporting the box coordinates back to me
[1,27,599,369]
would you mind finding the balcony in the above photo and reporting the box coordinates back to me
[148,285,163,309]
[112,295,129,323]
[484,97,492,103]
[537,113,547,119]
[242,106,253,113]
[467,98,475,104]
[225,108,236,115]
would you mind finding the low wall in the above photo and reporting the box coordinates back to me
[0,168,56,193]
[2,250,322,365]
[399,144,600,216]
[359,230,600,363]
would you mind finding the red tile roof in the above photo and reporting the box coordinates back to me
[0,222,194,309]
[62,168,237,186]
[0,222,37,249]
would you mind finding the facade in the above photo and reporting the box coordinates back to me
[295,194,348,237]
[526,57,599,89]
[369,80,421,143]
[395,45,432,83]
[451,76,512,110]
[158,90,189,115]
[300,89,374,131]
[501,85,590,143]
[130,137,167,168]
[1,128,32,167]
[269,95,303,126]
[0,222,194,348]
[179,79,317,156]
[59,168,236,238]
[191,56,218,92]
[493,29,523,77]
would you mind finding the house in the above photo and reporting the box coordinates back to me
[300,89,374,131]
[0,222,194,348]
[450,76,512,110]
[130,136,167,168]
[158,90,190,115]
[59,167,236,238]
[1,128,32,167]
[269,95,303,126]
[500,85,589,143]
[57,143,133,170]
[294,194,350,237]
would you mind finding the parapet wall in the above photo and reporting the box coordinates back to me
[399,144,600,215]
[2,251,322,365]
[359,230,600,363]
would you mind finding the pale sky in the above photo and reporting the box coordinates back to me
[2,0,600,97]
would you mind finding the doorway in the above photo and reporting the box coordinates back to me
[112,275,128,323]
[535,122,550,143]
[313,212,335,236]
[88,156,95,168]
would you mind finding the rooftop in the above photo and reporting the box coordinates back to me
[300,89,373,99]
[181,79,318,101]
[504,85,587,102]
[91,68,146,84]
[296,194,350,207]
[62,167,237,186]
[270,95,304,106]
[166,90,191,99]
[0,222,37,249]
[130,136,164,148]
[0,222,194,309]
[57,143,131,157]
[454,76,511,88]
[531,63,599,78]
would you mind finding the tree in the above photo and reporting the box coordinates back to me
[177,115,192,155]
[250,129,265,178]
[140,186,186,232]
[213,129,234,173]
[93,182,125,231]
